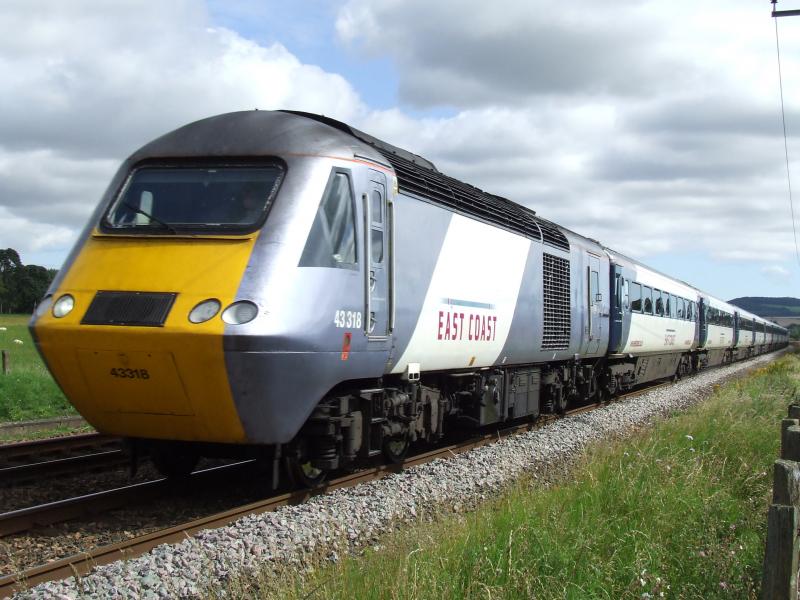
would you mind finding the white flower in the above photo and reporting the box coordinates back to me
[0,326,6,331]
[12,339,23,345]
[689,447,696,453]
[685,434,694,441]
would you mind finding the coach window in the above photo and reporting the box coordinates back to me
[654,289,664,316]
[643,286,653,315]
[299,171,358,269]
[630,282,642,312]
[622,279,630,309]
[665,293,672,318]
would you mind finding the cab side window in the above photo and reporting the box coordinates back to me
[299,171,358,269]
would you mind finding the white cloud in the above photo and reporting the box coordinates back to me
[1,0,799,299]
[0,0,368,264]
[337,0,800,273]
[762,264,792,279]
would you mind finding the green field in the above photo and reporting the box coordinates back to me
[234,353,798,600]
[0,314,74,422]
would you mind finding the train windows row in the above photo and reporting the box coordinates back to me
[627,281,696,321]
[705,307,733,328]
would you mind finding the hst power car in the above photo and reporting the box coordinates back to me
[30,111,789,484]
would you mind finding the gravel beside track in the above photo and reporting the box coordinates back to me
[14,352,785,599]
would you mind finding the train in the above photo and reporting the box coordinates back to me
[29,110,790,485]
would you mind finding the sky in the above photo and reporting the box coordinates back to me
[2,0,800,301]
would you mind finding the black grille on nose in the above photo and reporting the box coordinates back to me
[82,291,177,327]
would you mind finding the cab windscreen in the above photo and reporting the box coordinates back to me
[103,165,284,234]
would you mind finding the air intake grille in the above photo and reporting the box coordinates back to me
[82,291,176,327]
[541,253,571,350]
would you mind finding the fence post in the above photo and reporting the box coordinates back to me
[762,413,800,600]
[782,425,800,462]
[1,350,7,375]
[761,504,799,600]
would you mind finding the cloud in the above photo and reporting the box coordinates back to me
[1,0,799,298]
[336,0,800,272]
[762,264,792,279]
[0,0,367,264]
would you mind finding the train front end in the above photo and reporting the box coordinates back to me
[29,111,382,454]
[30,160,286,445]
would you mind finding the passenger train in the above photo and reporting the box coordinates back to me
[29,111,789,484]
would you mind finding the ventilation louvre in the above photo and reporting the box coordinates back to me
[82,291,176,327]
[541,253,571,350]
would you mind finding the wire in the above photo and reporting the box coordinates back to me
[774,13,800,269]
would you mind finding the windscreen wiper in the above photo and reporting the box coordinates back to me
[122,202,178,235]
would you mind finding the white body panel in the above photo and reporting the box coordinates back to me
[623,313,695,354]
[705,324,733,349]
[392,214,530,373]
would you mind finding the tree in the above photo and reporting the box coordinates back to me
[0,248,57,314]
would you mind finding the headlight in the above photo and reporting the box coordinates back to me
[221,300,258,325]
[35,295,53,318]
[188,299,221,324]
[52,294,75,318]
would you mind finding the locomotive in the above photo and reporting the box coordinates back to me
[30,110,789,485]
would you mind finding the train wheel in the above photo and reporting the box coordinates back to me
[288,458,327,488]
[382,435,410,464]
[151,442,199,479]
[286,440,327,488]
[554,390,568,415]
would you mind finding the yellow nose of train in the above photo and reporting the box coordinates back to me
[31,233,259,444]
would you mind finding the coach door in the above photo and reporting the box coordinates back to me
[364,172,391,340]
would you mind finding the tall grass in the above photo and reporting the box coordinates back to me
[231,354,798,600]
[0,314,72,421]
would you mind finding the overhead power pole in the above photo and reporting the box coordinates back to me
[773,0,800,17]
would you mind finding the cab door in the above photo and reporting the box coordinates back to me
[586,254,602,354]
[364,172,391,339]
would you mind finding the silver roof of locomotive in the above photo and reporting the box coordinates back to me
[128,110,395,167]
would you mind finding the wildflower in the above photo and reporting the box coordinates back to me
[0,326,6,331]
[685,434,694,441]
[12,339,22,345]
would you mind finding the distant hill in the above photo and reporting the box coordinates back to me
[728,296,800,317]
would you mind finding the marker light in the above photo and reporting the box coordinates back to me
[221,300,258,325]
[188,299,221,324]
[34,295,53,318]
[52,294,75,318]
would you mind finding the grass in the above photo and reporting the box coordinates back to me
[0,314,74,422]
[227,353,799,600]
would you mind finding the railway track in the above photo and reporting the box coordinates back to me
[0,377,710,596]
[0,394,627,597]
[0,433,123,486]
